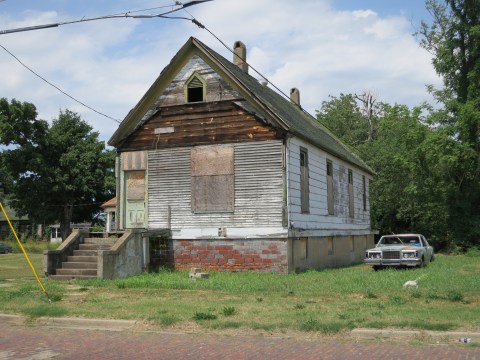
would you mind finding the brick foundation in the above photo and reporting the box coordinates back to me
[173,238,288,273]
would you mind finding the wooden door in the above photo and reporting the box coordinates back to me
[125,171,145,228]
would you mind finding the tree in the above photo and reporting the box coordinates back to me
[317,94,461,249]
[316,92,381,147]
[418,0,480,248]
[1,99,115,240]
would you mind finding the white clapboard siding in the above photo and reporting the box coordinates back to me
[147,140,284,229]
[287,136,372,232]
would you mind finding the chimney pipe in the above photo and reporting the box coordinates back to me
[233,41,248,73]
[290,88,300,106]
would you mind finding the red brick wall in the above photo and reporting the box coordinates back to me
[173,239,288,273]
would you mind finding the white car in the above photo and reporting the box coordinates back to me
[364,234,434,271]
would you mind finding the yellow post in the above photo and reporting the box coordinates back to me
[0,200,51,302]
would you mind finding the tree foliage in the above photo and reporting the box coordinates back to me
[0,99,115,239]
[316,1,480,250]
[418,0,480,248]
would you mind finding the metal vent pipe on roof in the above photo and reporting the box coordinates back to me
[233,41,248,73]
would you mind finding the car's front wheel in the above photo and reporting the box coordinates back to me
[419,257,425,268]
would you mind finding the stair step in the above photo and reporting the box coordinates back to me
[84,237,116,245]
[67,256,98,263]
[48,275,97,281]
[61,262,97,270]
[73,249,98,256]
[79,244,112,251]
[56,268,97,276]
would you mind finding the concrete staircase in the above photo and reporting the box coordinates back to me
[49,237,116,280]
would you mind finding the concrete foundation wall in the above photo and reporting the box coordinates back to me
[99,231,145,279]
[290,234,375,271]
[173,238,288,274]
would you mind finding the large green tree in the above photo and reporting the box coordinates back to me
[418,0,480,248]
[0,99,115,239]
[317,96,459,249]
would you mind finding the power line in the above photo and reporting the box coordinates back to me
[0,0,212,35]
[0,1,212,124]
[0,44,121,123]
[184,11,373,163]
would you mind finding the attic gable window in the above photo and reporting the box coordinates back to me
[185,73,206,103]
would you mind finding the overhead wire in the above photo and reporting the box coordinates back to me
[0,0,212,35]
[0,1,212,124]
[0,44,121,123]
[182,9,372,162]
[1,0,372,158]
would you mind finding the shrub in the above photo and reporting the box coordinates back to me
[222,306,236,316]
[193,311,217,321]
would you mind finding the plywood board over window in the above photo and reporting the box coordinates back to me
[191,145,234,213]
[327,160,334,215]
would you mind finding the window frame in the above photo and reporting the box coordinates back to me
[185,72,206,103]
[348,169,354,218]
[326,160,334,215]
[191,145,234,213]
[300,147,310,214]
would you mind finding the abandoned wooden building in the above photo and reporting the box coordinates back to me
[107,37,375,274]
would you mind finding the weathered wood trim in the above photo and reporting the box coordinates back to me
[118,101,284,152]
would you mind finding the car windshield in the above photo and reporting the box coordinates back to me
[377,236,421,247]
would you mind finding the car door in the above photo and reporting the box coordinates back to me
[421,236,433,261]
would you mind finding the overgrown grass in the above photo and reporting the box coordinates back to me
[1,254,479,334]
[0,253,43,280]
[1,240,57,254]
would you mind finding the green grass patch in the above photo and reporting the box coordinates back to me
[193,311,217,321]
[209,321,242,329]
[300,319,347,334]
[0,253,43,280]
[1,253,479,334]
[22,304,68,318]
[1,240,57,254]
[222,306,236,316]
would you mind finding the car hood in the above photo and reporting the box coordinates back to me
[366,245,419,252]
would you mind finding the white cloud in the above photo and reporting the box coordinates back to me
[0,0,441,141]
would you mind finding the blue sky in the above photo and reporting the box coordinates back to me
[0,0,440,142]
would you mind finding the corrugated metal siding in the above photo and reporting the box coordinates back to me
[147,140,284,229]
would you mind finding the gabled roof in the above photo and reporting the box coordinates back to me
[109,37,373,175]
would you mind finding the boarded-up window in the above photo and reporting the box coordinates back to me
[191,146,234,213]
[362,176,367,211]
[126,171,145,200]
[300,148,309,213]
[121,151,146,170]
[348,169,354,218]
[327,160,334,215]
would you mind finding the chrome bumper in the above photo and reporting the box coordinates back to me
[364,258,421,267]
